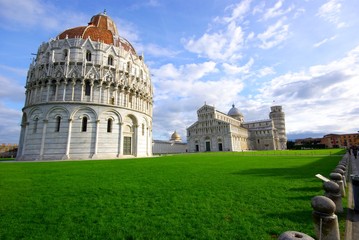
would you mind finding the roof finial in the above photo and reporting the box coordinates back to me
[103,9,107,15]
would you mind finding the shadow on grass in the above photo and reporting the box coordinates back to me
[232,155,341,180]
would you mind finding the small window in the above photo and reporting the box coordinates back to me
[86,51,91,61]
[63,49,68,60]
[108,55,113,65]
[142,124,145,136]
[85,81,91,96]
[82,117,88,132]
[51,83,56,95]
[33,118,39,133]
[55,116,61,132]
[107,119,113,133]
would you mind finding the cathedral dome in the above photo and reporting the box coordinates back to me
[170,131,182,142]
[228,104,243,117]
[58,12,137,55]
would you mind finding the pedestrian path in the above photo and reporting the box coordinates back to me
[346,153,359,240]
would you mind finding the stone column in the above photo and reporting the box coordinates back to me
[117,122,123,157]
[113,87,118,105]
[90,81,94,102]
[133,124,138,156]
[93,120,100,158]
[24,90,29,106]
[39,82,44,102]
[98,83,103,104]
[64,119,73,159]
[54,81,60,101]
[106,85,110,104]
[311,196,340,240]
[80,81,84,101]
[46,82,51,102]
[62,80,67,101]
[33,84,38,103]
[20,122,30,158]
[39,119,48,160]
[71,79,76,101]
[28,87,33,104]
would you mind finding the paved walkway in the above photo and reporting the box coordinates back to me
[346,153,359,240]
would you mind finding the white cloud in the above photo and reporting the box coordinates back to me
[222,58,254,75]
[151,61,245,140]
[252,2,265,15]
[262,0,293,20]
[313,35,337,48]
[257,66,276,77]
[317,0,346,28]
[257,18,290,49]
[256,45,359,135]
[184,21,245,61]
[183,0,253,61]
[223,0,252,23]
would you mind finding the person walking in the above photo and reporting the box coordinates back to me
[353,145,358,159]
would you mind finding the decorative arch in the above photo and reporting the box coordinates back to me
[46,106,70,120]
[70,107,98,121]
[122,114,138,155]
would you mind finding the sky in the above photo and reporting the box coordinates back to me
[1,0,359,143]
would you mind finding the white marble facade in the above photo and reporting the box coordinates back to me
[186,104,287,152]
[17,13,153,160]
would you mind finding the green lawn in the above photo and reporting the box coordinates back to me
[0,149,346,239]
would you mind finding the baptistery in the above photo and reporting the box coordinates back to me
[17,12,153,160]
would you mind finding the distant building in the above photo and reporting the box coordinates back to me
[186,104,287,152]
[153,131,187,154]
[321,133,359,148]
[17,12,153,161]
[294,133,359,149]
[0,144,18,158]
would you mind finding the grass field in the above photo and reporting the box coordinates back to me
[0,149,346,239]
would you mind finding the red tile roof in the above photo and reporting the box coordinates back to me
[57,13,137,55]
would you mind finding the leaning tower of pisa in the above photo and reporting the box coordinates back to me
[17,12,153,160]
[269,105,287,150]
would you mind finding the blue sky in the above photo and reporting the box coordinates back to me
[1,0,359,143]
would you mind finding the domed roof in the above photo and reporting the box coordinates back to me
[57,12,137,55]
[170,131,182,142]
[228,104,243,117]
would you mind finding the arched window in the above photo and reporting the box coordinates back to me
[63,49,68,60]
[55,116,61,132]
[82,117,88,132]
[107,119,113,133]
[86,50,91,61]
[33,117,39,133]
[85,81,91,96]
[108,55,113,65]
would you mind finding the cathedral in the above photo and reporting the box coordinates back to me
[186,104,287,152]
[16,12,153,160]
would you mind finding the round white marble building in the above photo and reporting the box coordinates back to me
[17,12,153,160]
